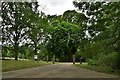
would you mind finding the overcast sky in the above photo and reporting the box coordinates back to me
[38,0,76,15]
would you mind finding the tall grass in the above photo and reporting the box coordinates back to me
[2,60,52,72]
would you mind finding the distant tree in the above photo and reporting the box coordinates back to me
[46,21,81,61]
[63,10,87,26]
[27,11,49,60]
[63,10,90,54]
[45,10,88,61]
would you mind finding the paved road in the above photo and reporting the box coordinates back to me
[2,63,118,78]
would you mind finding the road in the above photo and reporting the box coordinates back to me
[2,63,118,78]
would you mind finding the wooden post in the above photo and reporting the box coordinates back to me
[57,58,59,62]
[46,55,48,63]
[80,57,82,64]
[73,54,75,64]
[53,55,55,64]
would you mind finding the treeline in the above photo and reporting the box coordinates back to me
[2,2,48,60]
[1,1,120,70]
[73,1,120,70]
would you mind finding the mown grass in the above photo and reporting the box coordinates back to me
[2,60,52,72]
[75,64,119,76]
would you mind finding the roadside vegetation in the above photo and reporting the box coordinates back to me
[75,64,119,76]
[2,60,52,72]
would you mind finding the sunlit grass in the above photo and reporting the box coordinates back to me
[2,60,52,72]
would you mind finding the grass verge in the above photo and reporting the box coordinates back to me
[2,60,52,72]
[75,64,119,76]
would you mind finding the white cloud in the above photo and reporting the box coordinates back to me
[38,0,76,15]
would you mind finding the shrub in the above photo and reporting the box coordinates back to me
[97,52,119,70]
[87,58,97,65]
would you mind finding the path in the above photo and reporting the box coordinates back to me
[2,63,118,78]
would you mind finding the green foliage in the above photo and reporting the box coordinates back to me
[63,10,87,26]
[87,58,97,65]
[27,11,49,56]
[75,64,118,75]
[45,10,88,61]
[46,21,81,61]
[97,52,119,70]
[1,2,40,60]
[2,46,15,58]
[73,1,120,70]
[38,45,49,60]
[18,45,34,59]
[1,2,49,60]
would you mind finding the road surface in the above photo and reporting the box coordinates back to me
[2,63,118,78]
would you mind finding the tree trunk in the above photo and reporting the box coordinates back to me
[80,57,82,64]
[34,42,38,61]
[14,45,18,60]
[15,55,18,60]
[53,55,55,64]
[46,55,48,63]
[118,52,120,71]
[73,54,75,64]
[34,42,37,55]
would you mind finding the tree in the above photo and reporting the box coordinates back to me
[27,11,49,60]
[46,21,81,61]
[1,2,39,60]
[45,10,88,61]
[63,10,87,26]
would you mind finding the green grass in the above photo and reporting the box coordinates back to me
[75,64,119,75]
[2,60,52,72]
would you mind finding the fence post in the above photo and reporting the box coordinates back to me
[53,55,55,64]
[73,54,75,64]
[80,57,82,64]
[46,55,48,63]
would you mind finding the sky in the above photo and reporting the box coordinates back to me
[38,0,76,15]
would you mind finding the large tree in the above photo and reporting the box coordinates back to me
[45,10,88,61]
[46,21,81,61]
[27,11,49,60]
[1,2,39,60]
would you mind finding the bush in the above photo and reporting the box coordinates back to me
[87,58,97,65]
[97,52,119,70]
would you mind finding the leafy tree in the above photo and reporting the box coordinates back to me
[63,10,87,26]
[47,10,87,60]
[27,11,49,60]
[46,21,82,61]
[1,2,39,60]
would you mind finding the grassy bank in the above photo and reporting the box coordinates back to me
[75,64,119,76]
[2,60,52,72]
